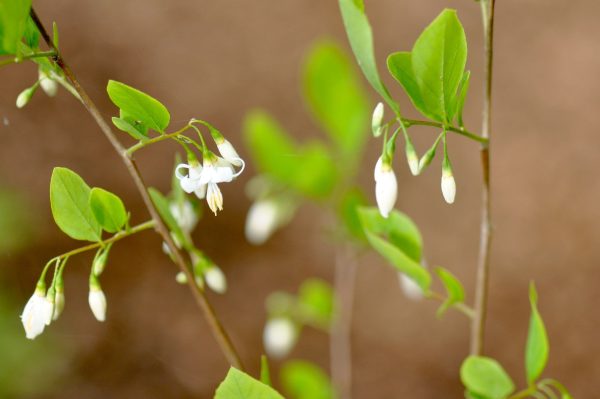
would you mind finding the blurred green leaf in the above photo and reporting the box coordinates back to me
[435,267,465,318]
[89,187,127,233]
[22,16,39,49]
[454,70,470,127]
[107,80,170,133]
[525,282,549,384]
[303,41,370,160]
[460,356,515,399]
[215,367,284,399]
[337,188,367,242]
[0,0,31,54]
[50,167,101,242]
[111,116,149,140]
[148,187,185,246]
[298,278,334,328]
[338,0,399,115]
[260,355,272,387]
[281,360,334,399]
[358,207,430,291]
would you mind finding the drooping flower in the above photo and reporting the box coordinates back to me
[263,317,298,358]
[88,276,107,322]
[374,157,398,218]
[441,169,456,204]
[245,200,280,245]
[21,283,53,339]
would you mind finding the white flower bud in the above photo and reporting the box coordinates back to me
[374,157,397,218]
[43,288,56,326]
[21,285,52,339]
[217,140,243,167]
[371,102,385,137]
[441,170,456,204]
[263,317,297,358]
[398,273,424,301]
[88,286,107,322]
[16,87,35,109]
[175,271,188,284]
[39,70,58,97]
[245,200,279,245]
[53,288,65,321]
[205,266,227,294]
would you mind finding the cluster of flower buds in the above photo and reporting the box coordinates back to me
[15,68,59,109]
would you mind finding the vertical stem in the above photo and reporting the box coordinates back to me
[471,0,496,356]
[30,8,243,369]
[330,245,357,399]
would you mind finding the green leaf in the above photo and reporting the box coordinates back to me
[50,167,101,242]
[22,17,39,49]
[281,361,334,399]
[89,187,127,233]
[148,187,185,246]
[337,188,367,242]
[411,9,467,123]
[297,279,334,328]
[0,0,31,54]
[358,207,430,291]
[214,367,284,399]
[106,80,170,133]
[435,267,465,318]
[260,355,272,387]
[303,40,370,160]
[111,117,148,141]
[455,70,470,127]
[338,0,399,115]
[460,356,515,399]
[244,110,337,199]
[525,282,549,384]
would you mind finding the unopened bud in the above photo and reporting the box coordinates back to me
[441,169,456,204]
[88,276,107,322]
[16,86,37,108]
[39,70,58,97]
[374,157,397,218]
[205,266,227,294]
[175,271,188,284]
[245,200,280,245]
[372,102,385,137]
[263,317,298,358]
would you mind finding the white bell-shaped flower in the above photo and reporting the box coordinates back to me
[263,317,298,359]
[374,157,398,218]
[441,170,456,204]
[204,266,227,294]
[88,279,107,322]
[21,285,53,339]
[245,200,280,245]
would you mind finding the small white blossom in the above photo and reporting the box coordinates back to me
[398,273,424,301]
[39,70,58,97]
[372,102,385,137]
[169,200,198,233]
[88,287,107,322]
[374,157,398,218]
[263,317,297,358]
[245,200,280,245]
[441,170,456,204]
[21,286,53,339]
[205,266,227,294]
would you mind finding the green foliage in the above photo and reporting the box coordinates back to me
[0,0,31,55]
[89,187,128,233]
[214,367,284,399]
[22,17,39,49]
[244,110,337,199]
[460,356,515,399]
[338,0,399,114]
[280,360,334,399]
[525,282,549,384]
[435,267,465,318]
[303,41,370,161]
[260,355,272,387]
[148,187,185,245]
[0,188,33,255]
[358,207,430,291]
[111,117,149,141]
[337,188,367,242]
[297,279,334,328]
[50,167,101,242]
[106,80,170,134]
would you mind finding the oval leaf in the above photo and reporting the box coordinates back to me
[111,116,148,141]
[460,356,515,399]
[525,282,549,384]
[89,187,127,233]
[50,167,101,242]
[214,367,284,399]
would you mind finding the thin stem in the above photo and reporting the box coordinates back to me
[30,8,244,370]
[428,291,475,319]
[470,0,496,356]
[508,387,537,399]
[400,118,488,144]
[330,245,357,399]
[0,50,56,67]
[126,124,193,155]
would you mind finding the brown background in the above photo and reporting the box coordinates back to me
[1,0,599,397]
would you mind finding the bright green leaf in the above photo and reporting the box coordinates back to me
[260,355,272,387]
[525,282,549,384]
[0,0,31,54]
[50,167,101,242]
[460,356,515,399]
[303,41,370,160]
[89,187,127,233]
[281,361,334,399]
[214,367,284,399]
[337,188,367,242]
[338,0,399,115]
[111,116,148,141]
[298,278,334,329]
[22,17,39,49]
[106,80,170,133]
[455,70,470,128]
[411,9,467,123]
[435,267,465,318]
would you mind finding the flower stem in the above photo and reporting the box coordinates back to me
[470,0,496,356]
[30,8,244,370]
[428,291,475,319]
[126,124,193,155]
[0,50,57,67]
[395,118,488,144]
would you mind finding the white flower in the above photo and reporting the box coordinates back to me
[175,271,188,284]
[205,266,227,294]
[88,287,107,322]
[245,200,280,245]
[398,273,424,301]
[441,170,456,204]
[21,286,53,339]
[39,70,58,97]
[263,317,297,358]
[53,288,65,321]
[169,200,198,233]
[372,102,385,137]
[374,157,398,218]
[217,139,243,167]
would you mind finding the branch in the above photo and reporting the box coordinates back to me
[29,8,244,369]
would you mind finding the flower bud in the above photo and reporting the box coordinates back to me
[175,271,188,284]
[39,70,58,97]
[53,285,65,321]
[16,86,36,109]
[263,317,298,358]
[21,282,52,339]
[217,139,243,167]
[374,157,397,218]
[205,266,227,294]
[43,287,56,326]
[93,249,109,276]
[398,273,424,301]
[245,200,279,245]
[372,102,385,137]
[88,276,107,322]
[441,169,456,204]
[403,133,420,176]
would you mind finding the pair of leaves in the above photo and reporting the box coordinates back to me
[107,80,170,140]
[0,0,31,55]
[387,9,469,125]
[50,168,127,241]
[244,110,337,200]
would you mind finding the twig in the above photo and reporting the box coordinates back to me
[29,8,244,369]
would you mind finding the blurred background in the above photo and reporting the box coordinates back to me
[1,0,599,397]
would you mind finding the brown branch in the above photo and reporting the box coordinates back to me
[29,8,243,369]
